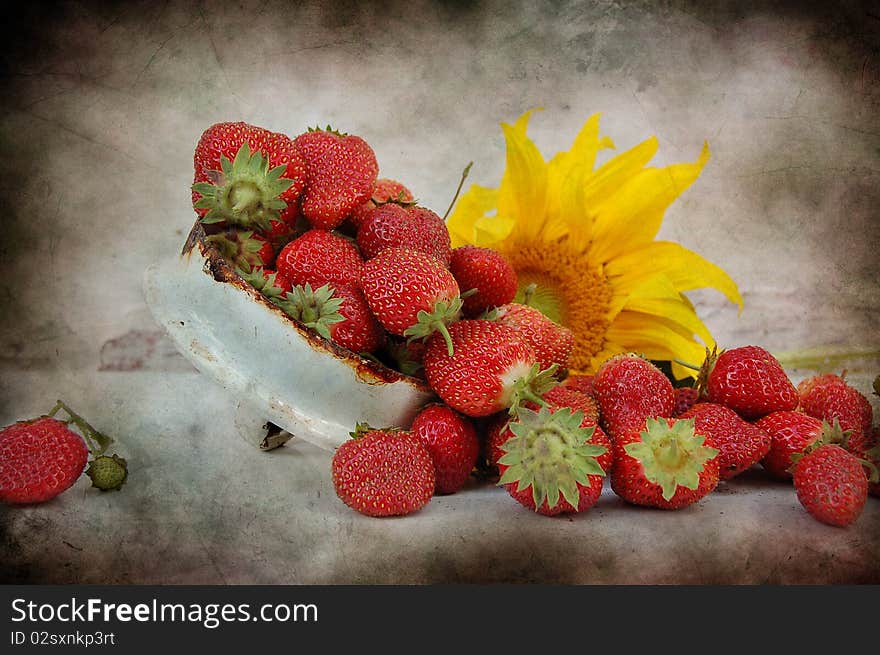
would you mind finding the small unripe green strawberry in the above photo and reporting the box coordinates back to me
[85,454,129,491]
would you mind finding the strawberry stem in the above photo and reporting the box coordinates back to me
[50,400,113,457]
[673,358,701,371]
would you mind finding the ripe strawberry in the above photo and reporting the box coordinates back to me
[206,229,276,271]
[697,345,798,420]
[449,246,518,317]
[410,403,480,494]
[294,126,379,230]
[611,417,720,510]
[276,229,364,289]
[797,373,873,455]
[672,387,700,417]
[423,320,558,418]
[498,407,611,516]
[192,122,306,230]
[0,401,127,504]
[485,413,513,469]
[792,444,868,526]
[330,426,435,517]
[347,179,415,230]
[593,354,675,438]
[361,247,462,353]
[357,204,452,266]
[540,385,600,423]
[493,303,574,372]
[562,374,596,398]
[383,337,427,378]
[755,411,839,480]
[275,282,385,353]
[679,402,772,480]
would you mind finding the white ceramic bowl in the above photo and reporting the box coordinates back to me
[143,223,436,452]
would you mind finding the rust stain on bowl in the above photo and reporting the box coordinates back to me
[183,220,432,394]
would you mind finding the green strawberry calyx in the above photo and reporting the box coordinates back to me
[504,363,559,416]
[193,142,294,232]
[498,407,607,511]
[788,419,880,482]
[624,417,719,501]
[205,229,267,272]
[403,296,464,357]
[237,266,287,302]
[273,283,345,341]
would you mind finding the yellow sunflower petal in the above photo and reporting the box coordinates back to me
[604,240,743,312]
[447,184,502,248]
[605,311,709,368]
[497,110,548,241]
[582,136,659,210]
[588,142,710,264]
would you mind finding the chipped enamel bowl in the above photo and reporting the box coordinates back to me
[143,222,436,452]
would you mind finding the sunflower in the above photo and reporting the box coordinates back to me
[447,110,743,378]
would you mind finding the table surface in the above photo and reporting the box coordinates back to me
[2,365,878,585]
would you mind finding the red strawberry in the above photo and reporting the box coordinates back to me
[672,387,700,417]
[384,337,427,378]
[755,411,836,480]
[540,385,600,423]
[498,407,611,516]
[275,282,385,353]
[697,345,798,420]
[679,402,772,480]
[797,373,873,455]
[485,412,513,469]
[357,204,452,266]
[449,246,518,317]
[410,403,480,494]
[361,247,462,353]
[792,444,868,526]
[192,122,306,231]
[864,427,880,498]
[276,229,364,289]
[611,417,720,510]
[349,179,416,229]
[593,354,675,438]
[294,126,379,230]
[493,303,573,372]
[330,426,435,517]
[423,319,556,418]
[205,229,276,271]
[562,374,596,398]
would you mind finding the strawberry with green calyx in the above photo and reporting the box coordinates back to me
[679,402,771,480]
[276,229,364,289]
[493,303,574,372]
[237,266,292,301]
[356,203,452,267]
[423,319,558,418]
[695,345,798,420]
[449,246,518,318]
[611,417,719,509]
[206,229,275,271]
[361,247,463,356]
[790,441,875,527]
[274,282,344,341]
[593,353,675,439]
[294,125,379,230]
[756,411,842,480]
[193,123,306,231]
[331,424,435,517]
[796,373,873,455]
[498,406,610,516]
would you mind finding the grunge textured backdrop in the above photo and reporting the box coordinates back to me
[1,0,878,583]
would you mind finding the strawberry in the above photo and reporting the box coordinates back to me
[206,229,276,271]
[361,247,462,354]
[0,401,127,504]
[410,403,480,495]
[755,411,840,480]
[593,354,675,438]
[540,385,600,423]
[347,179,415,231]
[485,412,513,469]
[498,406,611,516]
[330,426,435,517]
[697,345,798,420]
[276,229,364,289]
[423,319,557,418]
[449,246,518,318]
[864,427,880,498]
[672,386,699,417]
[493,303,574,372]
[237,267,293,308]
[792,444,869,526]
[679,402,772,480]
[192,122,306,231]
[611,417,720,510]
[797,373,873,455]
[383,337,427,378]
[294,126,379,230]
[357,203,452,266]
[562,374,596,398]
[275,282,385,353]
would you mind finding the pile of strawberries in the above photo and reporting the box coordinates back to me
[187,120,879,527]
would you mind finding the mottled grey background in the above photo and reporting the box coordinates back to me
[1,0,878,584]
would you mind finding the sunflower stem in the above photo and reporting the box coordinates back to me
[673,358,701,372]
[442,161,473,221]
